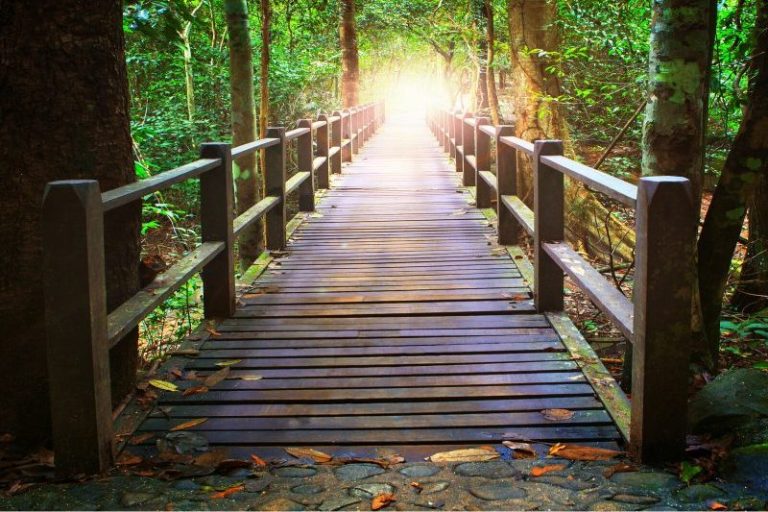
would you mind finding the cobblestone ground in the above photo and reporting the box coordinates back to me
[1,457,766,511]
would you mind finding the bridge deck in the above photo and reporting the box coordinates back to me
[137,114,622,458]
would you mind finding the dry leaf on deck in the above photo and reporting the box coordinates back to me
[205,326,221,337]
[240,375,263,381]
[371,493,396,510]
[149,379,178,392]
[211,484,245,499]
[215,359,241,367]
[203,366,230,388]
[502,441,537,459]
[170,418,208,432]
[541,408,575,421]
[285,447,333,463]
[531,464,566,477]
[428,446,499,463]
[182,386,209,396]
[548,443,623,461]
[128,432,155,445]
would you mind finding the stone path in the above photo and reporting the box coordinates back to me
[2,458,765,510]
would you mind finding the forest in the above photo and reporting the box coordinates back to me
[0,0,767,506]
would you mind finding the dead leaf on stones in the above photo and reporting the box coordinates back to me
[250,454,268,467]
[371,493,396,510]
[541,408,575,421]
[602,462,638,478]
[116,452,143,466]
[129,433,155,445]
[192,449,229,468]
[531,464,566,477]
[284,447,333,463]
[502,441,537,459]
[427,446,499,463]
[170,418,208,432]
[203,366,230,388]
[548,443,623,461]
[211,484,245,499]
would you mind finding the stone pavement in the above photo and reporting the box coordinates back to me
[1,457,766,511]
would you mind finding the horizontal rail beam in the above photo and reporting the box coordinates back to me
[285,127,311,141]
[543,241,633,339]
[107,242,225,346]
[499,136,534,156]
[231,138,280,159]
[312,120,327,129]
[233,195,281,237]
[501,195,535,237]
[479,171,498,192]
[102,159,219,211]
[541,155,637,207]
[285,171,311,196]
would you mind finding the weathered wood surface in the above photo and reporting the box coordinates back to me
[137,114,621,454]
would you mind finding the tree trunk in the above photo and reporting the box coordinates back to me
[0,0,140,442]
[340,0,360,107]
[225,0,262,271]
[699,0,768,349]
[259,0,271,170]
[642,0,717,366]
[484,0,501,124]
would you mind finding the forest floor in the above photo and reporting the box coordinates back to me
[1,447,766,511]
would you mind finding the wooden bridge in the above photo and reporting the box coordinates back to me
[41,102,696,475]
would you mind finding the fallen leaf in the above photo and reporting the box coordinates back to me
[149,379,179,392]
[205,326,222,337]
[285,447,333,463]
[337,455,405,468]
[170,418,208,432]
[203,366,230,387]
[548,443,623,461]
[502,441,537,459]
[250,454,268,467]
[709,501,727,511]
[4,481,34,497]
[211,484,244,499]
[169,368,183,379]
[410,481,423,492]
[428,446,499,463]
[541,408,575,421]
[215,359,241,367]
[183,385,209,396]
[192,449,229,468]
[371,493,396,510]
[240,375,263,381]
[116,452,143,466]
[602,462,638,478]
[531,464,566,477]
[129,432,155,445]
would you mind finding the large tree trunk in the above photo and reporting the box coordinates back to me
[225,0,262,271]
[259,0,271,174]
[474,0,489,111]
[642,0,717,366]
[699,0,768,351]
[484,0,501,125]
[0,0,140,442]
[340,0,360,107]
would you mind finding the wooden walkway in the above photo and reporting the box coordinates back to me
[138,114,621,458]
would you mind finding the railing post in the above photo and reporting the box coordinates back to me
[496,126,518,244]
[449,111,457,159]
[330,111,342,174]
[630,177,695,463]
[42,180,112,475]
[264,127,287,250]
[200,143,235,317]
[461,114,475,186]
[441,110,450,151]
[341,110,352,162]
[475,117,491,208]
[453,113,463,173]
[350,107,359,155]
[533,140,565,312]
[316,114,330,189]
[297,119,315,212]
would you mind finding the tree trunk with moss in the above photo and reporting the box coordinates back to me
[259,0,271,168]
[699,0,768,363]
[225,0,262,271]
[484,0,500,124]
[340,0,359,107]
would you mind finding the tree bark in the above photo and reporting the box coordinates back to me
[699,0,768,361]
[0,0,140,442]
[259,0,271,173]
[225,0,262,271]
[340,0,360,107]
[484,0,501,124]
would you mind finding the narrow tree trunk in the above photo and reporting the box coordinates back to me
[225,0,262,271]
[180,28,195,122]
[340,0,360,107]
[0,0,139,442]
[260,0,271,166]
[699,0,768,349]
[484,0,501,125]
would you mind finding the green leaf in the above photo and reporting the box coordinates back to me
[680,461,703,485]
[753,361,768,370]
[149,379,178,392]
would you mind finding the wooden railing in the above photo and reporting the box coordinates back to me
[427,108,697,464]
[41,101,385,474]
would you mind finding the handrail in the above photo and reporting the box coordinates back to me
[427,105,696,465]
[41,99,386,474]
